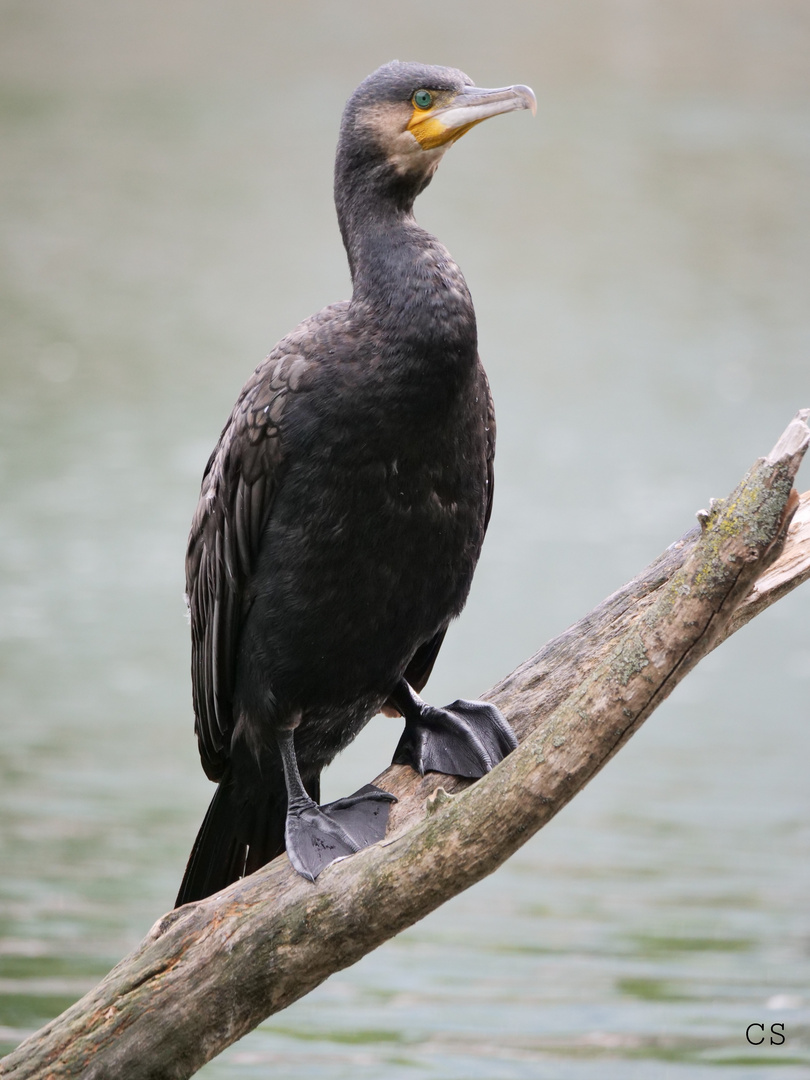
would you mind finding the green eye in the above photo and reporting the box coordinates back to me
[413,90,433,110]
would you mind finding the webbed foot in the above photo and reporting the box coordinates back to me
[391,683,517,779]
[285,783,396,881]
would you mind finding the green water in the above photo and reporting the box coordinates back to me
[1,2,808,1076]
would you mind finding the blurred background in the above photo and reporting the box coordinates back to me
[0,1,808,1076]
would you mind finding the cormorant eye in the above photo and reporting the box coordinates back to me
[413,90,433,110]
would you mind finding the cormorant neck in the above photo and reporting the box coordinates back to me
[334,160,416,285]
[341,201,424,296]
[333,132,449,281]
[332,140,478,381]
[333,147,478,413]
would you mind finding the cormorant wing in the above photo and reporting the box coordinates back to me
[185,344,311,781]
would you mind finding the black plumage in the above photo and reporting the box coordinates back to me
[176,61,535,905]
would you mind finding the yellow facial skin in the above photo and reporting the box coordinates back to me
[407,92,468,150]
[407,84,536,151]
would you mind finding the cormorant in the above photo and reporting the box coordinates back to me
[176,61,535,906]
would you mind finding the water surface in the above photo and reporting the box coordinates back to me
[0,2,808,1076]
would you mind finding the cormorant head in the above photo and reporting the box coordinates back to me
[335,61,535,216]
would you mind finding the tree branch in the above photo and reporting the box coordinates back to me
[2,410,809,1080]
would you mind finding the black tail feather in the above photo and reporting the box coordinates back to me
[175,770,286,907]
[175,777,246,906]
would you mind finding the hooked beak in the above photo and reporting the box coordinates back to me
[408,83,536,150]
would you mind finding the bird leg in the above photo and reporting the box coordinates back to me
[390,678,517,779]
[276,728,396,882]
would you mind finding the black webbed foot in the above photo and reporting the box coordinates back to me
[277,728,396,882]
[391,681,517,779]
[285,783,396,882]
[320,783,397,849]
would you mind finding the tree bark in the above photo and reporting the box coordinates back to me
[2,410,809,1080]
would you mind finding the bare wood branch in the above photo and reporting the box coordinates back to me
[2,410,808,1080]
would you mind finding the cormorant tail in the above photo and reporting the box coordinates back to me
[175,766,295,908]
[175,775,246,907]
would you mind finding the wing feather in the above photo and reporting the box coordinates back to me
[186,347,313,781]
